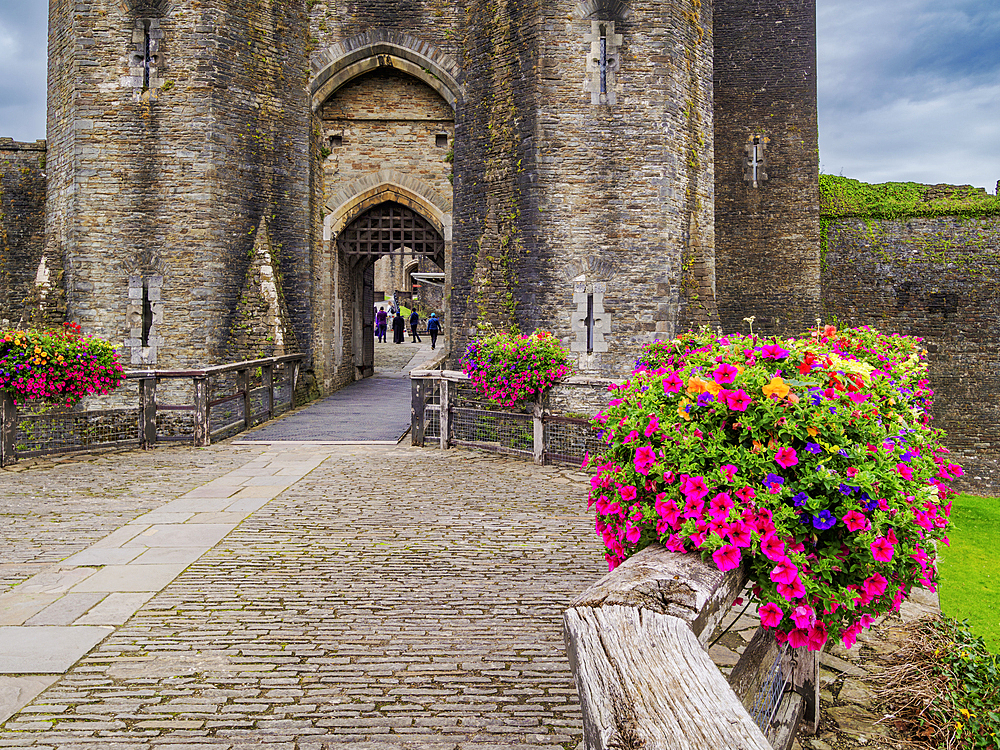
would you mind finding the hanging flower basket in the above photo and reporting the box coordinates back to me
[586,325,957,651]
[0,323,126,407]
[461,328,570,408]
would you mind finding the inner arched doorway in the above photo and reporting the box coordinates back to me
[339,201,445,377]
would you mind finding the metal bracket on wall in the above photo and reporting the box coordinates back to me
[744,135,769,188]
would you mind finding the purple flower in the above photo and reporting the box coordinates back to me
[804,442,822,455]
[838,483,855,496]
[812,510,836,530]
[765,473,784,488]
[900,451,914,463]
[697,392,714,406]
[792,492,809,507]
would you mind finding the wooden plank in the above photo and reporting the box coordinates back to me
[570,544,748,644]
[1,391,16,467]
[439,378,450,450]
[770,692,806,750]
[411,377,426,447]
[533,399,544,465]
[192,377,210,447]
[729,626,782,706]
[139,377,157,449]
[564,604,773,750]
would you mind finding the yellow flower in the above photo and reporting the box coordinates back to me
[762,377,790,400]
[960,708,971,719]
[677,398,692,421]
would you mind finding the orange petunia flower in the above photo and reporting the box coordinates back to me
[706,379,723,396]
[807,426,819,437]
[762,377,791,400]
[686,377,708,396]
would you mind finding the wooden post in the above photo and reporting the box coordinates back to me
[564,545,770,750]
[139,377,157,449]
[439,377,450,450]
[533,398,544,465]
[1,391,17,468]
[793,646,820,734]
[237,368,251,431]
[193,376,210,447]
[411,377,426,447]
[262,364,274,419]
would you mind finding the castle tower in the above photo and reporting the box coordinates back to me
[713,0,822,336]
[450,0,717,377]
[45,0,312,369]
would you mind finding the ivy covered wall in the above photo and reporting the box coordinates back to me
[820,175,1000,464]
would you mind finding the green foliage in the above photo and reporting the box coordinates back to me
[935,618,1000,748]
[820,175,1000,221]
[939,493,1000,652]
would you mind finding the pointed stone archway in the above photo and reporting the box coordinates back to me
[336,201,446,378]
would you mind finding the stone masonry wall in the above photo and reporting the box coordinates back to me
[713,0,821,337]
[0,140,55,327]
[822,216,1000,460]
[451,0,715,379]
[45,0,310,370]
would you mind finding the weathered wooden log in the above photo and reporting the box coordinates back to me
[564,544,772,750]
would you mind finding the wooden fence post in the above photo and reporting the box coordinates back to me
[793,646,820,734]
[533,398,544,465]
[193,376,210,447]
[411,377,426,447]
[262,364,274,420]
[236,368,251,431]
[1,391,17,467]
[139,377,157,449]
[439,378,450,450]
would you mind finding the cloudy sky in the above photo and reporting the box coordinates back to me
[1,0,997,192]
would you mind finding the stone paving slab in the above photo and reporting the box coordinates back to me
[0,627,113,673]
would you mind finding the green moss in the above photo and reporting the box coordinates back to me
[819,175,1000,222]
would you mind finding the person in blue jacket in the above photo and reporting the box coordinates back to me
[426,312,441,350]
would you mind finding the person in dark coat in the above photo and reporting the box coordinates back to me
[409,309,422,343]
[392,311,405,344]
[426,312,441,350]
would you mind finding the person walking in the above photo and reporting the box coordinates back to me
[409,309,422,343]
[375,307,388,343]
[426,312,441,350]
[392,310,405,344]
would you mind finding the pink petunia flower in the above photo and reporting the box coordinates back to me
[663,371,683,394]
[719,464,738,482]
[633,445,657,476]
[769,558,800,586]
[787,629,809,649]
[870,537,894,563]
[759,602,784,628]
[775,447,798,468]
[841,510,869,532]
[728,521,752,548]
[790,605,816,629]
[713,363,738,384]
[709,492,735,519]
[712,544,741,572]
[776,577,806,600]
[760,533,786,562]
[726,389,752,411]
[735,486,756,503]
[619,485,637,504]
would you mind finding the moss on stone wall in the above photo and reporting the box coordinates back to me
[820,175,1000,221]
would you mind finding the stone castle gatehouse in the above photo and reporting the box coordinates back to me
[1,0,821,394]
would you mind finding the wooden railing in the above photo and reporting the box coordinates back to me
[1,354,303,467]
[564,544,818,750]
[409,369,606,466]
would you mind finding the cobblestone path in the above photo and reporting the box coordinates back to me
[0,446,263,595]
[0,443,606,749]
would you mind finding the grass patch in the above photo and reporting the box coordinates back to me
[938,493,1000,652]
